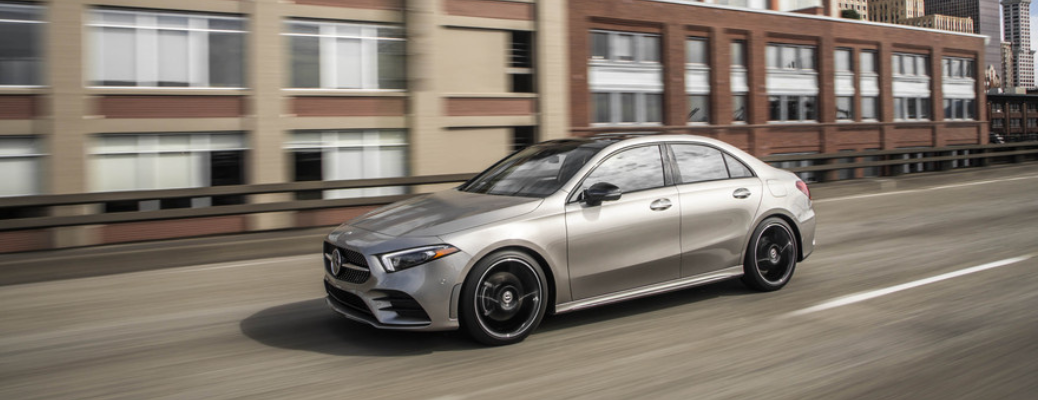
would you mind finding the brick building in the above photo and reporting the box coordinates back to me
[0,0,988,251]
[988,94,1038,142]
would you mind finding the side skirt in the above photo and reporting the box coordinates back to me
[554,266,744,314]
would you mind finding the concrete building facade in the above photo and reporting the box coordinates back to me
[868,0,925,24]
[1003,0,1035,89]
[838,0,869,19]
[906,13,973,33]
[0,0,988,251]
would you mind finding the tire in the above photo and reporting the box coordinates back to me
[741,217,798,292]
[460,250,549,346]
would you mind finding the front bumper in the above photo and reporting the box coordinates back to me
[323,240,469,332]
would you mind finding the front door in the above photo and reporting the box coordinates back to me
[565,145,682,300]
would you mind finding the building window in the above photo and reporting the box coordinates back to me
[1028,118,1037,128]
[590,30,660,64]
[732,94,747,122]
[836,96,854,120]
[944,98,975,120]
[992,119,1004,129]
[861,50,876,74]
[89,8,246,88]
[943,57,974,78]
[1009,103,1021,112]
[686,37,711,124]
[731,40,746,68]
[835,48,853,72]
[686,38,708,65]
[1010,118,1022,128]
[286,130,407,200]
[893,53,929,77]
[0,136,41,197]
[895,97,930,121]
[861,96,878,120]
[767,44,815,71]
[90,133,246,212]
[687,95,709,123]
[284,19,404,90]
[512,126,536,151]
[593,92,662,125]
[767,44,817,124]
[992,103,1003,113]
[0,2,43,86]
[769,95,816,122]
[510,31,534,93]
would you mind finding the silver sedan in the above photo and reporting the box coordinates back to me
[323,135,816,345]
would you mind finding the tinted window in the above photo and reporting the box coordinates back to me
[581,146,664,193]
[671,144,728,184]
[724,153,753,178]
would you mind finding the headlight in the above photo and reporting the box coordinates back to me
[380,245,460,272]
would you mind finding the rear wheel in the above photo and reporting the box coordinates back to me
[742,218,797,292]
[460,251,548,346]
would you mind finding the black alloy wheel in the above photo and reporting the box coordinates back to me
[461,250,548,346]
[742,217,797,292]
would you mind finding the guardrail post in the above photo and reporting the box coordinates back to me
[50,205,100,248]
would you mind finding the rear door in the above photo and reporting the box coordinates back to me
[668,144,763,277]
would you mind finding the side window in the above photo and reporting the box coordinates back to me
[580,145,665,194]
[671,144,728,183]
[724,153,754,178]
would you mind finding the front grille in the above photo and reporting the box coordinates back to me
[324,242,371,284]
[375,290,431,321]
[325,280,373,317]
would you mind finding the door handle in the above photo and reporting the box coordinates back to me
[733,188,752,199]
[650,198,672,211]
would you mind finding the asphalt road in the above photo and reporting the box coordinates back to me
[2,165,1038,399]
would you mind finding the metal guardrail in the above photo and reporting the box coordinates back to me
[1,142,1036,232]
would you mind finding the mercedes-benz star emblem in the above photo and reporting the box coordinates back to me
[330,249,343,276]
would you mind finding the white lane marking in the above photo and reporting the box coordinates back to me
[158,254,319,274]
[786,255,1034,317]
[815,174,1038,203]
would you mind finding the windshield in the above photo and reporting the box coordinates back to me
[459,141,603,198]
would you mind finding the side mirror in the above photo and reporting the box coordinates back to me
[583,182,622,206]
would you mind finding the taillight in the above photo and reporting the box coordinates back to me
[795,180,811,200]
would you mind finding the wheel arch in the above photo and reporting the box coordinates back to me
[471,245,558,316]
[752,211,805,262]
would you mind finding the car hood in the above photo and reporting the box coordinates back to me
[347,189,543,237]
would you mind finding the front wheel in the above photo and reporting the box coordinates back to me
[460,251,548,346]
[742,218,798,292]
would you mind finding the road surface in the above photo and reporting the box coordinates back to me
[2,165,1037,399]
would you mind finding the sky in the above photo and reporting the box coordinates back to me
[1032,2,1037,51]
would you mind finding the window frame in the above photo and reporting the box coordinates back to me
[591,92,663,126]
[768,95,817,123]
[283,19,405,91]
[0,2,45,87]
[589,29,661,64]
[766,43,817,71]
[666,143,757,186]
[568,144,670,203]
[284,129,409,199]
[88,8,247,89]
